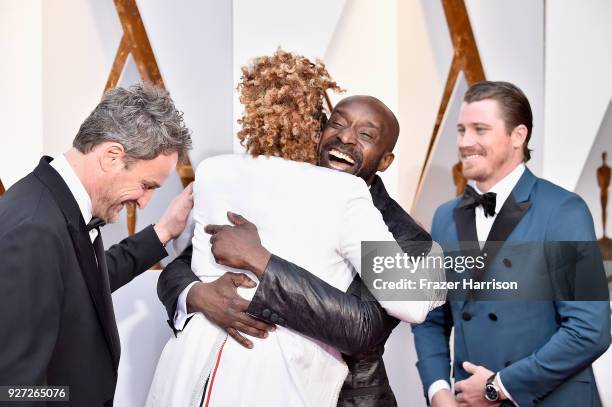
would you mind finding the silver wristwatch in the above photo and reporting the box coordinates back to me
[484,373,500,402]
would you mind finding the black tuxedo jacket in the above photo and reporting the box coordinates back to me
[157,175,431,407]
[0,157,167,406]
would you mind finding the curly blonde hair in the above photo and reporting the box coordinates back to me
[237,49,342,163]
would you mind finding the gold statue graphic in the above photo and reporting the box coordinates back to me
[597,151,611,260]
[452,160,468,196]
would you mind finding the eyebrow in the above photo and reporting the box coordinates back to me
[457,122,491,128]
[143,181,161,189]
[365,121,380,130]
[330,110,346,120]
[332,108,380,130]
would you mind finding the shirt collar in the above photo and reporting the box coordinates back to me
[49,154,93,224]
[473,164,525,214]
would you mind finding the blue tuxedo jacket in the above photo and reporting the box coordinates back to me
[412,168,611,406]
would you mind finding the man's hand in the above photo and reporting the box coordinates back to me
[431,389,459,407]
[205,212,271,278]
[154,183,194,245]
[455,362,500,407]
[186,272,275,348]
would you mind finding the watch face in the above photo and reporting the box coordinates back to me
[485,384,499,402]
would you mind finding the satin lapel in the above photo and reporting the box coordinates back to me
[483,194,531,254]
[66,222,120,369]
[482,168,536,261]
[453,205,478,245]
[93,234,121,369]
[452,206,478,309]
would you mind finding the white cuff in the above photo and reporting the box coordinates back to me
[173,281,198,331]
[428,379,451,403]
[497,372,518,406]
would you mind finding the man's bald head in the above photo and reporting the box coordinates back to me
[318,95,400,185]
[333,95,400,152]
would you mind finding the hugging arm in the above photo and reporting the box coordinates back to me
[157,240,398,354]
[248,255,399,355]
[157,245,198,324]
[157,244,272,348]
[207,210,437,355]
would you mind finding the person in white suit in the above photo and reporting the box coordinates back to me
[146,50,443,407]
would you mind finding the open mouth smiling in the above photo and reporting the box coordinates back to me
[328,148,356,167]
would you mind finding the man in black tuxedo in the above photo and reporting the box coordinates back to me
[0,84,193,406]
[158,96,432,406]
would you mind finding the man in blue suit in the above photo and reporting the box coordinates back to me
[412,81,611,406]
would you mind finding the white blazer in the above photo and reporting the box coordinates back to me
[147,154,440,407]
[193,154,394,292]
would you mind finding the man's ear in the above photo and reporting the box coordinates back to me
[99,142,126,172]
[377,152,395,173]
[511,124,528,150]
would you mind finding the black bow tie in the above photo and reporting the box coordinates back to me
[462,185,497,217]
[86,217,106,231]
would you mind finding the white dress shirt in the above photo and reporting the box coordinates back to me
[50,154,98,243]
[427,164,525,405]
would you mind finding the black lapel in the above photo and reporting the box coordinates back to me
[483,194,531,253]
[33,156,120,368]
[92,231,121,369]
[452,205,481,299]
[453,205,478,243]
[453,191,480,278]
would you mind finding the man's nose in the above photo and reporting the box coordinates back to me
[338,128,357,145]
[136,189,154,209]
[457,130,476,148]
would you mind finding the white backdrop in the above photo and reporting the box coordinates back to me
[0,1,610,406]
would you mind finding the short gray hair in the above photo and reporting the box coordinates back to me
[73,83,192,164]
